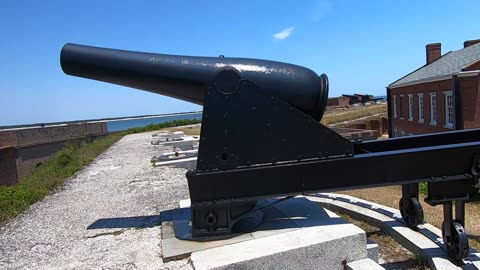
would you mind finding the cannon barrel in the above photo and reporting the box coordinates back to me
[61,43,329,120]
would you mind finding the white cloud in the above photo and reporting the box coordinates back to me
[273,27,295,40]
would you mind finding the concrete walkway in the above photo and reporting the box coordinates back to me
[0,132,193,270]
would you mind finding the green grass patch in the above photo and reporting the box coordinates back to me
[419,182,428,195]
[124,119,201,134]
[321,105,387,125]
[0,118,201,226]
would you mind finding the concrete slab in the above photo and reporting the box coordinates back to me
[161,220,254,261]
[152,131,184,139]
[308,193,477,270]
[152,136,199,149]
[151,132,188,142]
[162,196,369,269]
[153,157,198,167]
[367,239,379,263]
[467,253,480,268]
[152,131,184,136]
[179,199,191,208]
[191,223,366,270]
[152,149,198,164]
[346,258,385,270]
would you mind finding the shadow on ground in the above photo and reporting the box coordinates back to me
[87,215,160,229]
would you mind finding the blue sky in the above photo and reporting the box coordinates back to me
[1,0,479,126]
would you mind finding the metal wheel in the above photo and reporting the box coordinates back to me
[442,221,469,261]
[399,197,424,228]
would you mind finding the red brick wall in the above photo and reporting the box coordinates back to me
[390,79,453,136]
[16,142,65,179]
[426,43,442,64]
[327,97,349,107]
[339,97,350,106]
[13,122,108,147]
[460,75,480,129]
[390,76,480,136]
[0,147,18,186]
[0,132,17,147]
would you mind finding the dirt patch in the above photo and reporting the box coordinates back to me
[337,212,429,269]
[169,125,201,135]
[321,104,387,125]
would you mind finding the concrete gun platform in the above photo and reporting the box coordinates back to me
[161,197,376,269]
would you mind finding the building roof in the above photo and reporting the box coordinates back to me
[390,42,480,88]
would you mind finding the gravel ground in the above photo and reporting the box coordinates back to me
[0,131,193,270]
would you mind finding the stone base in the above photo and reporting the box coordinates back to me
[310,193,480,269]
[346,258,385,270]
[161,196,381,269]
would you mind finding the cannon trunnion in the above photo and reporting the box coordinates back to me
[61,44,480,260]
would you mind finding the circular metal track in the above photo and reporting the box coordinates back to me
[399,197,424,228]
[443,221,469,261]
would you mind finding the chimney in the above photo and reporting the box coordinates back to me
[464,39,480,48]
[426,43,441,64]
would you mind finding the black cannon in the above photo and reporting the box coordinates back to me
[61,44,480,260]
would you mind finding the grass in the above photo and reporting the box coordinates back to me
[123,119,201,134]
[0,118,201,226]
[320,104,387,125]
[337,211,428,269]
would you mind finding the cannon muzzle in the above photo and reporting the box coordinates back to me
[61,43,329,120]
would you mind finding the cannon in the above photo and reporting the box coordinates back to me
[61,43,480,260]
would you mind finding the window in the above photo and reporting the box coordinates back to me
[430,92,437,125]
[444,91,454,128]
[401,130,405,137]
[408,94,413,121]
[392,95,397,118]
[418,93,424,123]
[399,95,404,119]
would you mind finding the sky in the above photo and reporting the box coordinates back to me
[1,0,479,126]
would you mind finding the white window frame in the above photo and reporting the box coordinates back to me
[444,91,454,128]
[400,130,405,137]
[429,92,437,126]
[417,93,424,123]
[408,94,413,121]
[399,95,404,119]
[392,95,397,118]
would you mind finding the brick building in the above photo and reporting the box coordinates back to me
[387,39,480,137]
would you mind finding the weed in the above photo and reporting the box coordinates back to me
[419,182,428,195]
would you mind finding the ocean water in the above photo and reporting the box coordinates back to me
[106,112,202,132]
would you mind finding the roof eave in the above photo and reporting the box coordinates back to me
[388,70,480,89]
